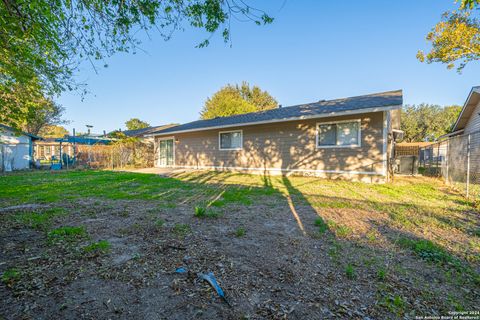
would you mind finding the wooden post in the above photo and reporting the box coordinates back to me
[466,134,471,198]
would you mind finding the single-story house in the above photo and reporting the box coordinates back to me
[34,138,74,161]
[148,90,403,182]
[447,86,480,137]
[0,124,40,171]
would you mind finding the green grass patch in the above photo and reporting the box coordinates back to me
[47,225,87,244]
[367,231,377,242]
[194,206,220,219]
[345,264,356,279]
[398,237,457,266]
[396,237,480,283]
[194,206,207,217]
[1,268,21,286]
[377,267,387,280]
[82,240,111,253]
[314,217,329,234]
[235,227,246,237]
[173,223,191,236]
[327,220,352,238]
[219,188,252,205]
[383,295,406,316]
[154,219,165,228]
[10,208,66,230]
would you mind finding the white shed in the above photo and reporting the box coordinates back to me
[0,124,40,171]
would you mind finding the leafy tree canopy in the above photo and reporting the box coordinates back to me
[38,125,69,138]
[200,82,278,119]
[418,0,480,71]
[0,0,273,129]
[0,81,68,135]
[125,118,150,130]
[401,104,462,142]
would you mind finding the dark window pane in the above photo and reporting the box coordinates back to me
[318,124,336,146]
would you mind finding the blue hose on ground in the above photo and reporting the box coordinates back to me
[198,272,231,307]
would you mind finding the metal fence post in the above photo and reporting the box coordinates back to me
[466,134,471,198]
[445,139,449,183]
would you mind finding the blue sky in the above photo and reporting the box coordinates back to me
[59,0,480,133]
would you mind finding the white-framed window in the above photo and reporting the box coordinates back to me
[316,119,361,148]
[219,130,243,150]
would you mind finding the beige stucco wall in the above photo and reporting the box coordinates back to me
[155,111,388,180]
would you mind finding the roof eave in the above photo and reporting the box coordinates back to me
[452,86,480,131]
[146,104,402,137]
[438,129,464,140]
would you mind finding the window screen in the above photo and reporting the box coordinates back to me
[337,122,359,146]
[317,121,360,147]
[220,131,242,149]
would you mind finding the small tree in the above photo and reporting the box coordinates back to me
[125,118,150,130]
[200,82,277,119]
[38,125,69,138]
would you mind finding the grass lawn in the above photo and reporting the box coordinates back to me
[0,170,479,319]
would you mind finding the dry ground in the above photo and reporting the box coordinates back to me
[0,170,479,319]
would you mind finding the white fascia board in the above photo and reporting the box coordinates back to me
[452,86,480,131]
[146,104,402,137]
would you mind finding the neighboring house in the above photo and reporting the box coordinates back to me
[0,124,40,171]
[34,138,74,161]
[122,124,178,143]
[148,90,403,182]
[449,86,480,136]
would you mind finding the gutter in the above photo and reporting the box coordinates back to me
[146,104,402,137]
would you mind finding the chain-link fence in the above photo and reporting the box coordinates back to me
[73,141,155,169]
[419,130,480,201]
[35,140,155,170]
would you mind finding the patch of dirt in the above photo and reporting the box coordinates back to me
[0,204,49,213]
[0,196,478,319]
